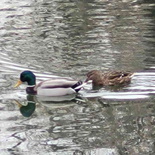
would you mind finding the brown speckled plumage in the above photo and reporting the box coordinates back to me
[86,70,133,88]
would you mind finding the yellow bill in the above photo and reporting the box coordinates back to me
[13,100,22,108]
[14,80,23,88]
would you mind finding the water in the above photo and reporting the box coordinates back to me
[1,0,155,154]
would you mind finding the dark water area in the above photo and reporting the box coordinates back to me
[1,0,155,154]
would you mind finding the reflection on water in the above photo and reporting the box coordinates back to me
[3,95,155,155]
[14,94,86,117]
[1,0,155,154]
[14,95,36,117]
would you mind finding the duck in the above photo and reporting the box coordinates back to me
[85,70,133,89]
[14,70,85,96]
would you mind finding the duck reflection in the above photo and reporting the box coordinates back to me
[14,95,36,117]
[14,94,86,117]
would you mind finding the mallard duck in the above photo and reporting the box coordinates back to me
[14,70,85,96]
[85,70,133,88]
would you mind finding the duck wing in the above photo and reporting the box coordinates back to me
[103,71,133,85]
[86,70,133,87]
[35,77,82,91]
[33,77,83,96]
[104,71,132,79]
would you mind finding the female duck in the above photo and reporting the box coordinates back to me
[14,70,84,96]
[85,70,133,88]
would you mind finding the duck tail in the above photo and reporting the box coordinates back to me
[71,80,83,92]
[73,80,92,92]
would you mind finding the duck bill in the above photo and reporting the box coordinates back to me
[14,80,23,88]
[13,100,23,108]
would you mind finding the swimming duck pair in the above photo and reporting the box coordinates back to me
[15,70,133,96]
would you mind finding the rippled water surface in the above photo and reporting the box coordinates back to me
[1,0,155,154]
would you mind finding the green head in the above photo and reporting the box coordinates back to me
[20,70,36,85]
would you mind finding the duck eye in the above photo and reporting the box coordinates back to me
[20,75,24,82]
[20,74,27,82]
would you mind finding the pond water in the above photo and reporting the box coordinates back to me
[1,0,155,154]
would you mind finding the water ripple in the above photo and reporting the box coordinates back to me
[1,0,155,155]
